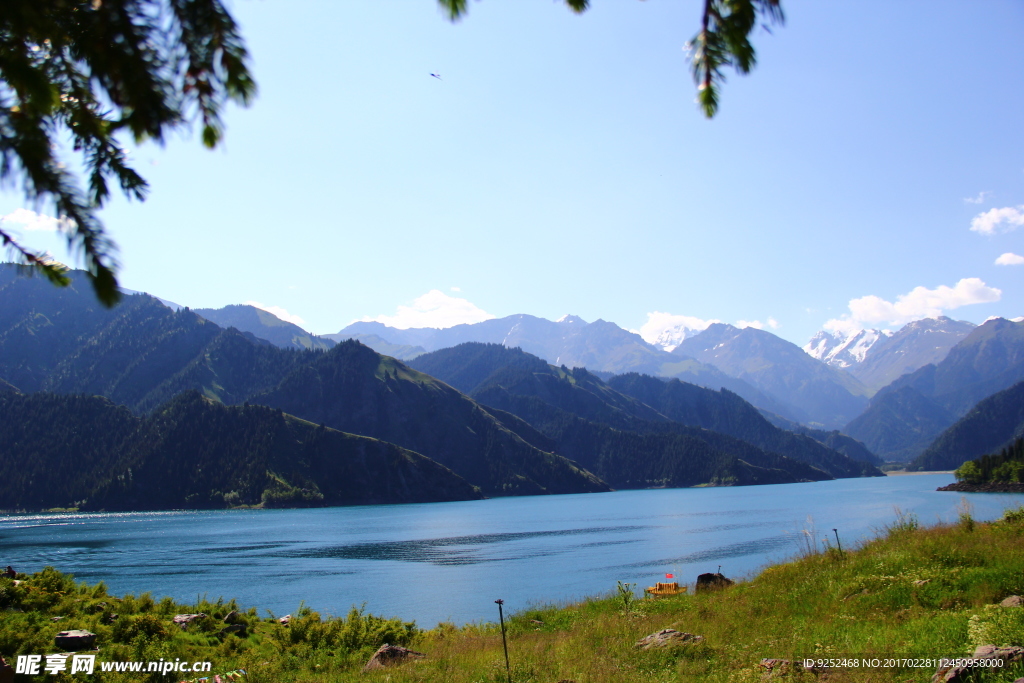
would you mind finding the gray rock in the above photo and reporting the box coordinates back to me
[1000,595,1023,608]
[172,613,208,628]
[54,630,97,651]
[758,659,827,678]
[219,623,247,638]
[362,644,426,672]
[695,572,734,592]
[932,647,1024,683]
[278,614,291,625]
[223,610,241,623]
[635,629,704,650]
[974,645,1024,661]
[913,579,931,586]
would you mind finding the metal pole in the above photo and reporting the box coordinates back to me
[495,599,511,683]
[832,529,844,558]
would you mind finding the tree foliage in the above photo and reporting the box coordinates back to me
[438,0,784,117]
[0,0,254,305]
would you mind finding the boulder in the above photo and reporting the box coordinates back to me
[223,610,241,623]
[635,629,704,650]
[362,644,426,672]
[1000,595,1023,608]
[220,623,247,638]
[932,647,1024,683]
[54,630,97,651]
[695,573,734,593]
[278,614,291,625]
[759,659,827,678]
[974,645,1024,661]
[172,613,208,628]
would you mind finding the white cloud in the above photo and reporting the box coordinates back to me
[244,301,306,326]
[970,205,1024,235]
[450,286,461,292]
[637,312,720,349]
[736,320,764,330]
[963,191,991,204]
[767,317,780,329]
[824,278,1002,334]
[995,252,1024,266]
[361,290,495,330]
[0,208,71,232]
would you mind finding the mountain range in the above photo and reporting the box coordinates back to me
[408,342,881,486]
[805,317,978,393]
[6,264,1023,487]
[844,318,1024,462]
[2,266,886,511]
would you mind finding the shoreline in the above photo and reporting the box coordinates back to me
[937,482,1024,493]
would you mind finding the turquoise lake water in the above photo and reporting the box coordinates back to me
[2,474,1021,626]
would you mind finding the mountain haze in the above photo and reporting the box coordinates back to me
[336,315,806,424]
[194,304,335,351]
[673,323,870,428]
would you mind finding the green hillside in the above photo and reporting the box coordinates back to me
[0,391,482,511]
[912,381,1024,472]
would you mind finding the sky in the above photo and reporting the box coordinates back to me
[2,0,1023,347]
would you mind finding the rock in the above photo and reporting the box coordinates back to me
[278,614,291,625]
[50,616,64,622]
[759,659,826,678]
[54,630,97,651]
[1000,595,1023,607]
[695,572,734,593]
[172,613,208,628]
[220,623,247,638]
[973,645,1024,661]
[223,610,241,623]
[913,579,931,586]
[362,644,426,672]
[101,613,118,624]
[932,647,1024,683]
[635,629,704,650]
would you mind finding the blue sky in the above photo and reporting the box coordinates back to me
[2,0,1023,346]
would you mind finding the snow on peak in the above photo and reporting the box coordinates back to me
[556,314,586,325]
[804,328,884,367]
[638,312,720,352]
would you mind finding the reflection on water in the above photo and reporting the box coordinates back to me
[2,474,1021,626]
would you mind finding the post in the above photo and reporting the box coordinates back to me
[495,599,511,683]
[832,528,844,558]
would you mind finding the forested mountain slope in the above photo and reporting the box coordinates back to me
[0,392,481,510]
[846,318,1024,462]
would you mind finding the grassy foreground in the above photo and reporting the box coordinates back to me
[3,506,1024,683]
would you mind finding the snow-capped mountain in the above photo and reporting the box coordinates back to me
[803,317,979,394]
[646,324,708,353]
[804,328,889,369]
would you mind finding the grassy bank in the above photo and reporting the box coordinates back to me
[3,506,1024,682]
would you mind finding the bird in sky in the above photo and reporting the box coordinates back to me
[430,73,442,80]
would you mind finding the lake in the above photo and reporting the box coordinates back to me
[2,474,1021,626]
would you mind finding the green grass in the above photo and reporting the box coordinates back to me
[3,506,1024,682]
